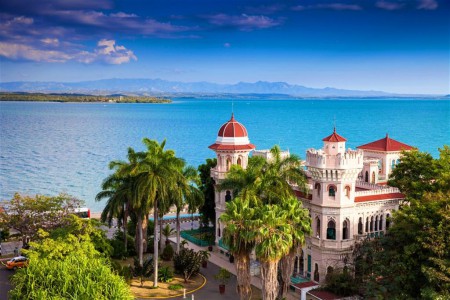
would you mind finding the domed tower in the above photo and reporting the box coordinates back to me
[209,113,255,245]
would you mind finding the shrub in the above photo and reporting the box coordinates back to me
[173,248,203,282]
[161,244,175,261]
[168,284,183,291]
[158,266,174,283]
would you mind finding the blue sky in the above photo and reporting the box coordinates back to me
[0,0,448,94]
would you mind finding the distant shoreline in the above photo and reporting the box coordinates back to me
[0,92,172,104]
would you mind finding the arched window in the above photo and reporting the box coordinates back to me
[218,226,221,237]
[371,172,376,184]
[345,186,351,197]
[375,216,378,231]
[327,220,336,240]
[365,217,369,232]
[391,159,395,170]
[226,157,232,171]
[314,263,319,282]
[396,159,400,165]
[315,183,321,196]
[237,156,242,166]
[358,217,363,235]
[386,214,390,230]
[379,215,383,230]
[370,216,374,232]
[225,190,232,202]
[326,266,334,281]
[328,185,336,197]
[365,171,369,182]
[316,217,321,238]
[342,220,349,240]
[378,159,383,174]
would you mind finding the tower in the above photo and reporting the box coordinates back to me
[304,128,363,282]
[208,113,255,245]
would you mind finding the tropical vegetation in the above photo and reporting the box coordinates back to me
[219,145,311,300]
[9,217,132,299]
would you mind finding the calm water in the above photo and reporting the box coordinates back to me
[1,99,449,211]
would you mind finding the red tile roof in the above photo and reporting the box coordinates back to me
[208,143,255,151]
[357,134,414,152]
[322,128,347,142]
[217,113,248,138]
[355,192,405,202]
[308,290,341,300]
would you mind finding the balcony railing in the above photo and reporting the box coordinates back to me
[310,237,354,249]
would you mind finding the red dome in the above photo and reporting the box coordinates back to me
[209,113,255,151]
[217,113,248,138]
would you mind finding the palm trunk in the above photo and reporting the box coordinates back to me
[123,205,128,253]
[279,248,296,299]
[260,260,279,300]
[159,216,163,251]
[176,210,181,253]
[235,251,252,300]
[137,214,144,267]
[142,216,148,253]
[153,203,159,287]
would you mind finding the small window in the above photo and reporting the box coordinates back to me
[237,157,242,166]
[328,185,336,197]
[225,190,232,202]
[345,186,351,197]
[327,220,336,240]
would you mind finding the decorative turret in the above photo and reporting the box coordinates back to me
[306,129,363,206]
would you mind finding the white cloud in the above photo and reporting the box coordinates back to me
[0,39,137,65]
[417,0,438,10]
[207,14,281,31]
[376,1,404,10]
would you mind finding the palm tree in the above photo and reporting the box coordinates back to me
[171,165,204,253]
[220,197,258,300]
[254,204,293,300]
[95,173,133,253]
[278,196,311,298]
[132,138,185,288]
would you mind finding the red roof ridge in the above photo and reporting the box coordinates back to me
[322,127,347,142]
[358,134,414,152]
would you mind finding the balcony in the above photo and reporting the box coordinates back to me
[309,237,354,249]
[210,168,227,180]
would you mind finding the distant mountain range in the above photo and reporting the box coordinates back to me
[0,78,440,98]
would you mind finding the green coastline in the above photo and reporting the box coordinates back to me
[0,92,171,103]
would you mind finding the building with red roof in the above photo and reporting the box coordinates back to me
[357,134,414,184]
[209,119,412,291]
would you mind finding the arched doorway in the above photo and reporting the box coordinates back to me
[342,220,349,240]
[365,171,369,182]
[314,263,319,282]
[358,217,363,234]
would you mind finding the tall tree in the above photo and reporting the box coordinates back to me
[96,173,133,253]
[198,158,217,228]
[220,197,258,300]
[254,204,293,300]
[131,138,185,288]
[278,196,311,299]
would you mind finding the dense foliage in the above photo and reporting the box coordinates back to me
[198,158,217,227]
[9,224,132,299]
[0,193,84,243]
[352,146,450,299]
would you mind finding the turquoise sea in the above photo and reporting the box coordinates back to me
[0,99,449,212]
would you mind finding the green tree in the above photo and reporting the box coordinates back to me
[131,138,185,287]
[96,173,134,254]
[9,230,132,300]
[0,193,83,243]
[367,191,450,299]
[254,204,293,300]
[198,158,217,227]
[221,197,258,300]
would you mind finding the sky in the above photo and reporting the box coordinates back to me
[0,0,449,94]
